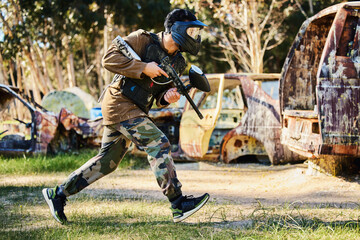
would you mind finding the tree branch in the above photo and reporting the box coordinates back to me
[0,10,13,37]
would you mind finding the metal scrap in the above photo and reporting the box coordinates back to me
[0,84,103,155]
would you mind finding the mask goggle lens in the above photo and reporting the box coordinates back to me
[186,27,201,39]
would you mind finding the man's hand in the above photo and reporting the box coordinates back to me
[143,62,169,79]
[164,88,180,104]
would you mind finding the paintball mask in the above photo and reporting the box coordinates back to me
[170,20,207,56]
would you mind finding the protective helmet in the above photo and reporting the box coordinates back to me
[171,20,207,56]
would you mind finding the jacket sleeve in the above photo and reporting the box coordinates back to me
[102,30,149,79]
[155,81,177,108]
[155,91,170,108]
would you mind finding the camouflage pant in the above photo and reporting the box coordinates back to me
[60,117,182,201]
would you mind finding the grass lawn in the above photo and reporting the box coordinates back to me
[1,149,360,239]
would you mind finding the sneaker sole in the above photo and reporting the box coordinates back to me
[42,189,63,224]
[173,194,209,223]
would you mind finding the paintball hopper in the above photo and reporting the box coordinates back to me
[187,65,210,92]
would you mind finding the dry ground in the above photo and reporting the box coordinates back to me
[3,160,360,240]
[3,160,360,237]
[2,161,360,210]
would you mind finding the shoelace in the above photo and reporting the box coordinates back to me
[183,195,194,200]
[182,196,196,210]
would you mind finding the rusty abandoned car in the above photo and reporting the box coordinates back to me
[0,84,102,155]
[133,73,303,165]
[180,73,298,165]
[280,2,360,173]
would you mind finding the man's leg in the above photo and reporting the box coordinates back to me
[42,125,131,224]
[115,117,182,200]
[60,125,131,196]
[116,117,209,222]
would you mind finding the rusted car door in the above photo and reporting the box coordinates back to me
[317,4,360,155]
[179,74,225,158]
[280,7,334,158]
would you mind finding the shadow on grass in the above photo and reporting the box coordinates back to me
[2,184,360,210]
[2,185,360,239]
[2,212,360,240]
[0,185,45,204]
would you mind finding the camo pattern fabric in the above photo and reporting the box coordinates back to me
[61,117,182,200]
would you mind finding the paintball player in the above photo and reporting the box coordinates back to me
[42,9,209,224]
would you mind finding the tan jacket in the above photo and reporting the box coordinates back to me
[101,30,170,125]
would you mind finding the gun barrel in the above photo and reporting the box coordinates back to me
[184,93,203,119]
[160,57,204,120]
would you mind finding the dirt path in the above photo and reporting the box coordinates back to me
[103,162,360,208]
[3,162,360,209]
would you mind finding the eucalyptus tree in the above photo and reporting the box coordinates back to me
[1,0,171,99]
[171,0,297,74]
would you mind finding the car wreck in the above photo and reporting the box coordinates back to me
[132,73,303,165]
[0,84,103,155]
[279,2,360,174]
[180,73,303,164]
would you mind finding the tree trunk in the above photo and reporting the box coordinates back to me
[65,37,76,88]
[21,63,31,97]
[95,38,104,96]
[8,0,48,99]
[16,54,23,91]
[15,56,26,120]
[31,71,42,103]
[308,0,314,15]
[54,48,64,90]
[34,44,54,91]
[0,51,7,84]
[26,37,48,94]
[249,1,263,74]
[9,61,16,86]
[25,50,45,94]
[50,19,64,90]
[103,8,111,86]
[81,39,97,95]
[7,60,24,119]
[67,53,76,88]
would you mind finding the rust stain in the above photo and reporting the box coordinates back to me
[0,85,103,155]
[219,74,304,164]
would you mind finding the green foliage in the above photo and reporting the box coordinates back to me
[1,0,171,95]
[0,149,148,174]
[0,0,351,93]
[172,0,348,74]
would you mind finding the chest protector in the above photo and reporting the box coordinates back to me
[119,33,186,113]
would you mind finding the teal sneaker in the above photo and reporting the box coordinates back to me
[171,193,209,223]
[42,186,67,224]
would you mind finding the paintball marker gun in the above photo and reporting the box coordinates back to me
[112,35,210,119]
[158,56,210,119]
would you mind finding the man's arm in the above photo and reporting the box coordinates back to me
[102,30,168,80]
[102,30,148,79]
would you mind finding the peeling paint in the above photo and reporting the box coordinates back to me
[280,3,360,160]
[0,84,103,155]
